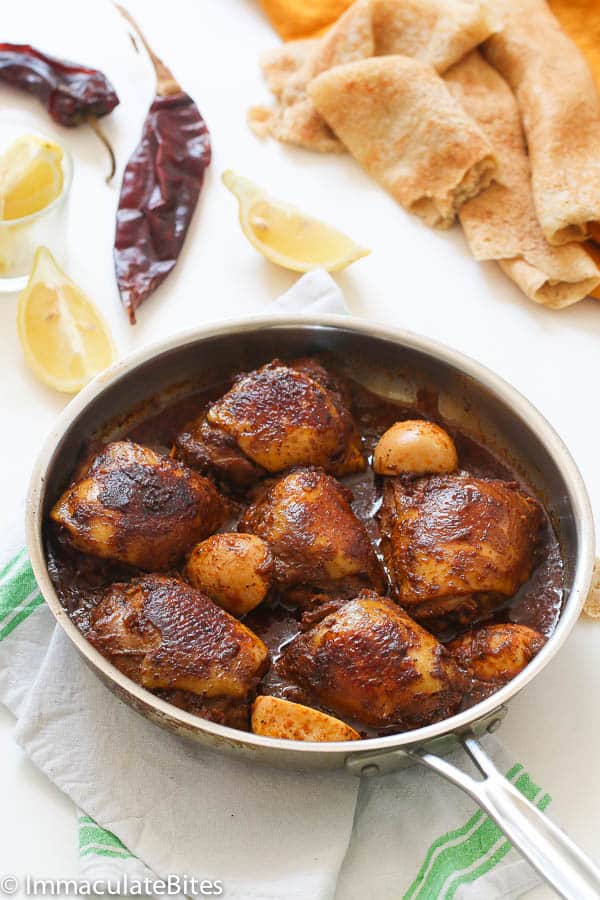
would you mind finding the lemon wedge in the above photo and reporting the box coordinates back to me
[222,170,370,272]
[17,247,116,394]
[0,135,64,220]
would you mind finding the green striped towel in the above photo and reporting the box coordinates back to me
[0,549,549,900]
[0,273,550,899]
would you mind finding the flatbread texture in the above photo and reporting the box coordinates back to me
[483,0,600,246]
[445,52,600,307]
[550,0,600,298]
[249,0,501,152]
[309,56,496,228]
[248,38,343,152]
[583,558,600,619]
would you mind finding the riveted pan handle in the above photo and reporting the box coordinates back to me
[408,733,600,900]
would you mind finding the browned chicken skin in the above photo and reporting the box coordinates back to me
[239,467,385,597]
[176,419,264,487]
[174,359,365,483]
[50,441,226,570]
[448,623,545,686]
[156,690,251,731]
[45,357,560,742]
[279,591,468,729]
[89,575,269,698]
[379,474,543,623]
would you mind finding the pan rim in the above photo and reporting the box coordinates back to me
[25,313,596,757]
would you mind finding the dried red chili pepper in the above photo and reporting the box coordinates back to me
[0,43,119,179]
[0,43,119,125]
[114,6,211,324]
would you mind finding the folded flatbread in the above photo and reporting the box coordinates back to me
[249,0,501,151]
[248,38,343,152]
[309,56,496,227]
[551,0,600,299]
[445,52,600,307]
[484,0,600,246]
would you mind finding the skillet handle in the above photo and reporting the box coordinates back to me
[408,733,600,900]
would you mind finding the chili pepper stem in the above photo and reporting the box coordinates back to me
[115,4,182,97]
[86,115,116,184]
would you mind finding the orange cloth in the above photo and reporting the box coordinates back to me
[260,0,600,70]
[548,0,600,92]
[259,0,353,40]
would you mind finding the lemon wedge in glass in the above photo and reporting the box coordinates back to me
[0,135,64,221]
[222,170,370,272]
[17,247,116,394]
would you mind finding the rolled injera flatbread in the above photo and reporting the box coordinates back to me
[484,0,600,246]
[249,0,501,152]
[444,51,600,307]
[308,55,496,227]
[551,0,600,297]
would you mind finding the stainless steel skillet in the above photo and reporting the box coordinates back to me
[25,315,600,898]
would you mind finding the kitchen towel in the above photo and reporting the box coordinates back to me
[0,269,548,900]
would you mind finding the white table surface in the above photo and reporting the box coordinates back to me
[1,1,599,896]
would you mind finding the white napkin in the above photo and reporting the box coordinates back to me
[0,270,546,900]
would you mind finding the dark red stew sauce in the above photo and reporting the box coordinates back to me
[45,363,564,737]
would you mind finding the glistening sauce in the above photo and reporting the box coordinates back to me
[45,368,564,736]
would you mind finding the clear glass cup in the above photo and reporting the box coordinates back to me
[0,119,73,293]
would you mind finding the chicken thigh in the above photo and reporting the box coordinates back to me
[89,575,269,698]
[279,591,467,729]
[379,474,542,624]
[175,419,264,488]
[239,467,384,596]
[448,623,544,686]
[50,441,225,570]
[174,359,365,484]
